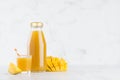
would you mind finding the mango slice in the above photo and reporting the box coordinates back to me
[46,56,67,72]
[8,62,22,75]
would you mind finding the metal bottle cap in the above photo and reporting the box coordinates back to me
[31,22,43,28]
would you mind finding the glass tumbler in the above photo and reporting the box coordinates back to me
[17,55,31,74]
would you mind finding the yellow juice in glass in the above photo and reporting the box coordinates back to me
[17,55,31,71]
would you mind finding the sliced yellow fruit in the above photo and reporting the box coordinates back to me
[46,56,67,72]
[46,56,55,71]
[46,66,52,72]
[51,57,57,71]
[8,62,22,75]
[49,57,56,72]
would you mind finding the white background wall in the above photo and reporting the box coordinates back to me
[0,0,120,66]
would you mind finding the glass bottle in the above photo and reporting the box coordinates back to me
[28,22,46,72]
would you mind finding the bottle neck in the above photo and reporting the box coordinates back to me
[31,27,42,31]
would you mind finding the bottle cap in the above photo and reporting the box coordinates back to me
[31,22,43,28]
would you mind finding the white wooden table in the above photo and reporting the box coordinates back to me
[1,65,120,80]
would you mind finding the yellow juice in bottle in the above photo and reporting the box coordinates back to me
[29,22,46,72]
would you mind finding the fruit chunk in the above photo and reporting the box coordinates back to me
[8,62,22,75]
[46,56,67,72]
[59,58,67,71]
